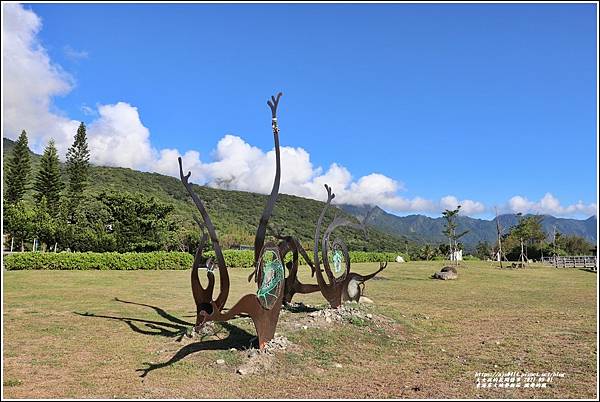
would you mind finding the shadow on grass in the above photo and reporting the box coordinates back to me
[74,298,257,378]
[135,322,256,378]
[283,302,320,313]
[578,268,598,274]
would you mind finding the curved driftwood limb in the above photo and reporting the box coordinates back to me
[191,93,287,349]
[190,217,216,315]
[253,92,283,275]
[343,262,389,302]
[272,234,321,305]
[312,184,347,307]
[312,187,387,307]
[320,206,370,283]
[321,216,358,283]
[179,158,229,314]
[266,225,317,274]
[199,294,282,349]
[267,92,283,119]
[263,225,321,304]
[313,184,335,280]
[198,242,287,349]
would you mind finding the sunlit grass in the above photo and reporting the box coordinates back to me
[2,261,596,398]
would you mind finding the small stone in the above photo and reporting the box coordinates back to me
[325,317,332,323]
[441,348,446,352]
[334,363,343,368]
[229,348,236,352]
[366,313,373,319]
[302,325,308,330]
[495,341,500,345]
[359,296,374,304]
[216,359,225,365]
[309,311,319,317]
[237,367,250,375]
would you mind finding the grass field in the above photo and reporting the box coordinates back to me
[2,261,597,398]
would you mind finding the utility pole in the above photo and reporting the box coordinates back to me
[495,207,503,269]
[520,237,526,266]
[553,225,557,268]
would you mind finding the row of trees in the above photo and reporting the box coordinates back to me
[416,209,594,262]
[6,126,89,215]
[4,127,197,253]
[2,129,260,253]
[4,125,87,251]
[476,214,595,261]
[4,191,201,253]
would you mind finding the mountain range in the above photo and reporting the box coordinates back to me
[341,204,597,251]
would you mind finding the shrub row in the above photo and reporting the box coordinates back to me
[3,251,193,271]
[203,250,404,268]
[3,250,404,270]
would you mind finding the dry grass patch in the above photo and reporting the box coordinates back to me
[2,261,597,398]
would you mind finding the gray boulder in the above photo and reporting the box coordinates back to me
[431,269,458,280]
[440,266,457,274]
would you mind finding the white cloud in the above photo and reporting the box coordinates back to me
[4,4,594,221]
[2,3,79,156]
[159,134,477,216]
[440,195,486,215]
[507,193,597,218]
[80,104,96,116]
[0,3,485,217]
[87,102,154,170]
[63,45,88,61]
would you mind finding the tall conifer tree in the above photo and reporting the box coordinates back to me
[65,122,90,219]
[5,130,31,204]
[34,139,64,213]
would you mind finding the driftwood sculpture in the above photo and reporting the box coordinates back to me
[312,184,388,307]
[179,92,287,348]
[257,225,321,305]
[179,91,388,348]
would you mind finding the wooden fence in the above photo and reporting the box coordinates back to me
[541,256,597,271]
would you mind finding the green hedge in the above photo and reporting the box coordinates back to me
[3,250,403,271]
[204,250,403,268]
[3,252,193,271]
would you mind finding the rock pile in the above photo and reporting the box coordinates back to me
[236,335,291,376]
[180,322,218,342]
[263,335,291,352]
[431,266,458,280]
[307,303,376,324]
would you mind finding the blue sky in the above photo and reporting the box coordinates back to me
[3,3,597,218]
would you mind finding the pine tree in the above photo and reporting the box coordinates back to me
[34,139,64,214]
[5,130,31,204]
[65,122,90,219]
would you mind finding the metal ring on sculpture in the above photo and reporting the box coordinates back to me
[256,243,285,310]
[329,238,349,282]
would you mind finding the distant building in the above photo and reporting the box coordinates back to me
[451,249,463,261]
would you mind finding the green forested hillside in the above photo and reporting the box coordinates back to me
[3,138,408,252]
